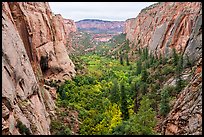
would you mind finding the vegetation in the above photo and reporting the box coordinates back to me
[159,87,170,117]
[16,120,31,135]
[53,33,191,135]
[50,120,71,135]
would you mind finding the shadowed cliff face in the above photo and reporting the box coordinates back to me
[2,2,76,135]
[124,2,202,135]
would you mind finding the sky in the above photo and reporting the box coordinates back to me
[49,2,157,22]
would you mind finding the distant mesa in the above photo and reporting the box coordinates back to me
[75,19,125,42]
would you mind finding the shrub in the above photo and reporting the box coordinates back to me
[161,65,175,75]
[50,120,71,135]
[16,120,31,135]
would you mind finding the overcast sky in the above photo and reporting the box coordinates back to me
[49,2,157,22]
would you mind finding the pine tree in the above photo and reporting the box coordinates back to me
[110,79,120,104]
[175,55,184,93]
[135,59,142,75]
[145,47,149,60]
[120,54,124,65]
[141,68,148,82]
[149,52,155,66]
[118,96,156,135]
[120,81,129,120]
[160,87,170,117]
[126,55,130,66]
[133,82,140,113]
[172,48,179,66]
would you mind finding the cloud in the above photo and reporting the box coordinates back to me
[49,2,157,21]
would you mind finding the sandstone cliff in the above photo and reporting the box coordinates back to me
[125,2,201,64]
[63,18,77,53]
[124,2,202,135]
[2,2,76,135]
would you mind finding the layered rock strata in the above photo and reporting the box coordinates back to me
[125,2,202,65]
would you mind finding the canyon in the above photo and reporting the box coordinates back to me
[2,2,202,135]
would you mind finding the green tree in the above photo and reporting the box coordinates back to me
[141,68,148,82]
[144,47,149,60]
[110,79,120,104]
[172,48,179,66]
[126,55,130,66]
[175,55,184,93]
[133,82,140,113]
[120,54,124,65]
[149,52,155,66]
[135,59,142,75]
[120,81,129,120]
[159,87,170,117]
[113,96,156,135]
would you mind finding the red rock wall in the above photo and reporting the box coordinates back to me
[8,2,76,81]
[63,18,77,53]
[125,2,201,61]
[2,2,76,135]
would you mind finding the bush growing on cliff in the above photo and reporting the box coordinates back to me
[16,120,31,135]
[50,120,71,135]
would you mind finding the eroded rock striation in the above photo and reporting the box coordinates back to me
[2,2,76,135]
[125,2,201,63]
[124,2,202,135]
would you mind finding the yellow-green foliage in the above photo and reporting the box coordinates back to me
[56,52,185,135]
[94,103,122,134]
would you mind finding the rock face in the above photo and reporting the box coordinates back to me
[64,19,77,36]
[2,2,76,135]
[7,2,76,82]
[125,2,201,63]
[63,18,77,53]
[161,59,202,135]
[124,2,202,135]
